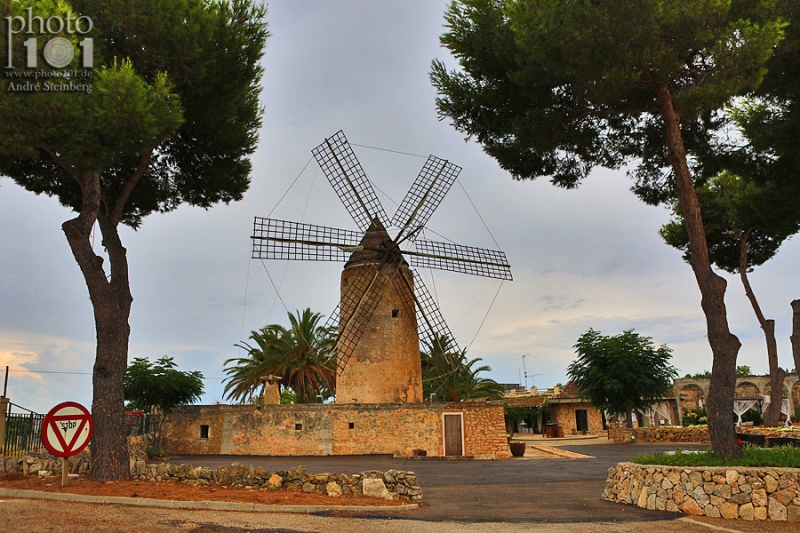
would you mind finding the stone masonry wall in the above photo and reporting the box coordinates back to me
[550,403,605,435]
[604,462,800,522]
[162,402,511,459]
[337,263,422,404]
[460,402,511,459]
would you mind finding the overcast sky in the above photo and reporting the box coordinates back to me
[2,1,799,413]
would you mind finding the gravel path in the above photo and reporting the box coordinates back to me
[1,499,799,533]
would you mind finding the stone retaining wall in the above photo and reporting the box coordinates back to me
[0,435,156,478]
[1,455,422,503]
[604,462,800,522]
[736,427,800,439]
[608,426,710,443]
[608,426,800,443]
[132,463,422,502]
[0,449,91,476]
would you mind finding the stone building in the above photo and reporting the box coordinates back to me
[547,382,607,435]
[161,402,511,459]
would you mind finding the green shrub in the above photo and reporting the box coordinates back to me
[682,407,707,426]
[741,408,763,426]
[633,446,800,468]
[146,445,168,459]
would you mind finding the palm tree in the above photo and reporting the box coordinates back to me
[223,309,337,404]
[421,334,505,401]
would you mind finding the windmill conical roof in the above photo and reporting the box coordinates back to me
[345,217,407,268]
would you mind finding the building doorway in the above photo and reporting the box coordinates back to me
[575,409,589,433]
[443,413,463,456]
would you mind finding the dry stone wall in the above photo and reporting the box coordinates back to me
[135,463,421,502]
[608,426,800,443]
[0,435,148,479]
[1,455,422,502]
[604,462,800,522]
[608,426,710,443]
[0,449,90,477]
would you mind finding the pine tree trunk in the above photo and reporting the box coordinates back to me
[738,234,784,427]
[61,171,131,481]
[764,319,786,427]
[654,84,742,457]
[791,300,800,377]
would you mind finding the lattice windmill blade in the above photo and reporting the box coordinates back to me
[319,303,341,365]
[405,239,512,281]
[251,218,363,261]
[401,270,460,355]
[391,156,461,242]
[311,130,389,232]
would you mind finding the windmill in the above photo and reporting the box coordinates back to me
[251,131,512,404]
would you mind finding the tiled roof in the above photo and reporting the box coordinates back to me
[551,381,581,400]
[504,395,546,408]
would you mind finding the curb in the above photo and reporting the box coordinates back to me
[0,487,418,513]
[528,445,594,459]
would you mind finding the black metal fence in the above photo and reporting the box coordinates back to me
[2,404,45,457]
[124,411,159,437]
[2,406,156,457]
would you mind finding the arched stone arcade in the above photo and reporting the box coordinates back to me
[673,374,800,425]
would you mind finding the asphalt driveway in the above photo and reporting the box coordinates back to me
[160,440,710,523]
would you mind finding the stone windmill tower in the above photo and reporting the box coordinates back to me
[251,131,512,404]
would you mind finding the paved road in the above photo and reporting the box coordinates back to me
[163,441,707,523]
[4,440,800,532]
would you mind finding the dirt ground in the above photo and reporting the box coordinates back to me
[0,472,406,507]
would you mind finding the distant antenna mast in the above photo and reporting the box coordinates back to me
[522,354,529,389]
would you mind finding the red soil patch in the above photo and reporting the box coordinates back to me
[0,472,407,507]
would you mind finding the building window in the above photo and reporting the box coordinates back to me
[200,424,209,439]
[295,422,303,431]
[392,309,400,318]
[575,409,589,432]
[349,422,355,429]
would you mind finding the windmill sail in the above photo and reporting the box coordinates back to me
[251,218,362,261]
[312,130,388,231]
[391,156,461,240]
[395,270,460,355]
[406,239,512,281]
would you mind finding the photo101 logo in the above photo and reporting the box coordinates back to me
[5,7,95,94]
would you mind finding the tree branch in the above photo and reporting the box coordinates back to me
[39,145,82,188]
[738,231,783,426]
[791,300,800,375]
[61,172,111,304]
[738,230,768,327]
[110,138,163,225]
[96,211,132,299]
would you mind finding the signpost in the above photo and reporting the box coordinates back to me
[41,402,93,487]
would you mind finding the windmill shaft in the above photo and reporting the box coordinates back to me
[252,234,362,253]
[403,249,509,269]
